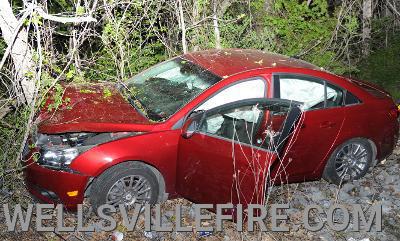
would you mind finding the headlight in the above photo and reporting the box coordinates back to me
[38,146,91,171]
[34,131,143,171]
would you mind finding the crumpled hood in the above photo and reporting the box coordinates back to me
[37,83,155,134]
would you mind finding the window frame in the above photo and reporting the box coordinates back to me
[198,103,265,147]
[272,73,357,111]
[173,77,269,130]
[194,77,268,111]
[343,89,362,106]
[193,98,302,152]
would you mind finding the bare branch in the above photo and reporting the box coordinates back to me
[35,7,97,24]
[387,0,400,18]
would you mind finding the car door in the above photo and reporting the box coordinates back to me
[272,73,346,182]
[176,99,302,206]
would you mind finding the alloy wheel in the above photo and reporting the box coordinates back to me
[335,143,369,181]
[106,175,152,207]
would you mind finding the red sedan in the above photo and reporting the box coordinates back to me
[23,49,399,210]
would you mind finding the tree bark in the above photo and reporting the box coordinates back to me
[213,0,222,49]
[177,0,188,54]
[192,1,200,51]
[0,0,35,104]
[362,0,372,56]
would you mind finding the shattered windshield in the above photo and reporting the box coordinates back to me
[125,57,221,122]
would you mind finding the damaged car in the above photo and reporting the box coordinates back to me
[23,49,399,210]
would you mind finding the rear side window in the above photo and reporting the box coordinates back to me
[344,91,361,105]
[326,83,344,107]
[278,76,325,110]
[275,74,344,110]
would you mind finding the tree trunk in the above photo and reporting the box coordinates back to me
[362,0,372,56]
[213,0,222,49]
[177,0,188,54]
[0,0,35,104]
[192,1,200,51]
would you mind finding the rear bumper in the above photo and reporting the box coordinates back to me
[23,157,90,211]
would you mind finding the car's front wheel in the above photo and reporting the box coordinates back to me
[323,138,373,185]
[89,162,160,212]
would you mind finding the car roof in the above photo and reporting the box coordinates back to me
[182,48,321,77]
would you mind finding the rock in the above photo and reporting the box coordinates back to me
[337,189,352,200]
[112,231,124,241]
[341,183,356,194]
[171,231,182,240]
[320,199,331,208]
[385,175,398,185]
[144,231,159,240]
[319,232,334,241]
[310,186,326,202]
[291,195,308,208]
[358,186,373,198]
[382,201,394,214]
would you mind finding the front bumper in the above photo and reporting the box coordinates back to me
[23,152,90,211]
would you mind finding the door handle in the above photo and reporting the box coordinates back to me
[319,121,336,129]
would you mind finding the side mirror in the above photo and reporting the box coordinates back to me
[182,112,204,139]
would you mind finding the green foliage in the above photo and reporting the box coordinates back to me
[79,89,96,94]
[0,38,6,58]
[85,2,168,82]
[39,72,70,112]
[265,0,338,69]
[46,83,65,112]
[210,0,355,74]
[0,107,30,184]
[356,34,400,100]
[103,87,112,98]
[76,6,85,16]
[65,65,85,83]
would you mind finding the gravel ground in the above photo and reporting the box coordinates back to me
[0,141,399,241]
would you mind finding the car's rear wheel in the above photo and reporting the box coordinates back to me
[323,138,373,185]
[89,162,159,212]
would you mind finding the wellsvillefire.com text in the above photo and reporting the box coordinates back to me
[1,203,382,232]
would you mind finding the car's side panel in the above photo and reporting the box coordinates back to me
[311,99,399,177]
[273,107,346,182]
[69,130,181,195]
[176,132,275,206]
[176,99,303,206]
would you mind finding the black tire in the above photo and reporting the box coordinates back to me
[90,162,160,212]
[322,138,373,185]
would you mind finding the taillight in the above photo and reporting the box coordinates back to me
[398,104,400,117]
[389,105,400,118]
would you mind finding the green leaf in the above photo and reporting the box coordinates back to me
[76,6,85,16]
